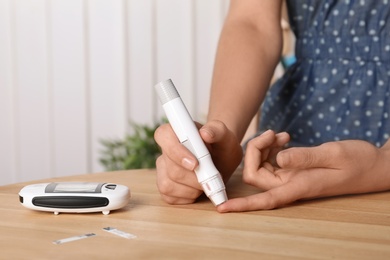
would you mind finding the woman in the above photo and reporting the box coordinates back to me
[154,0,390,212]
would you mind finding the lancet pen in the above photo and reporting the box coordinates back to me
[154,79,228,206]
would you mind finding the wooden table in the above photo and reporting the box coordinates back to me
[1,169,390,259]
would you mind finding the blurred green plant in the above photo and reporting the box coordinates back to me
[99,120,166,171]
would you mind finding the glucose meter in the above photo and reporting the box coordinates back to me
[19,182,130,215]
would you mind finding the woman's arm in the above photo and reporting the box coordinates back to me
[217,132,390,212]
[154,0,284,205]
[208,0,283,141]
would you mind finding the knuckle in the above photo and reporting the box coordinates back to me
[246,139,257,151]
[264,194,278,209]
[155,155,164,169]
[161,194,179,205]
[242,168,257,186]
[318,142,344,165]
[301,150,316,167]
[259,191,280,210]
[157,177,175,196]
[153,123,170,145]
[323,142,343,157]
[155,158,174,196]
[153,126,163,144]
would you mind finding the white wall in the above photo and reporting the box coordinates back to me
[0,0,229,185]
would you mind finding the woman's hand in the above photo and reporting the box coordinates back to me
[154,120,243,205]
[217,130,390,212]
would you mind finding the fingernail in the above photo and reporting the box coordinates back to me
[182,158,196,171]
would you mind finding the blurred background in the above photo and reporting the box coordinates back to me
[0,0,230,185]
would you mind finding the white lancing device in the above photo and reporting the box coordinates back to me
[154,79,228,206]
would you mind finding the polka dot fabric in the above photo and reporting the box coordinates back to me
[260,0,390,147]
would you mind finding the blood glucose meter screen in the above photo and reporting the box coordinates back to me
[52,183,100,193]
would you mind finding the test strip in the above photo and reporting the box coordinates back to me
[103,227,137,239]
[53,233,96,245]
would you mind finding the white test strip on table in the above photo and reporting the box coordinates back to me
[53,233,96,245]
[103,227,137,239]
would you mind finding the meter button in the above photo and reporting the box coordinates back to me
[105,184,117,190]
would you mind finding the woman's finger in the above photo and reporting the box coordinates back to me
[217,180,305,212]
[277,142,339,169]
[244,130,276,173]
[154,123,199,171]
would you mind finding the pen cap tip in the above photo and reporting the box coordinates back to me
[199,173,228,206]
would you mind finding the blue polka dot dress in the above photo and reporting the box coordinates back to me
[259,0,390,147]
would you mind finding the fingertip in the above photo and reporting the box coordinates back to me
[276,131,291,143]
[276,150,291,168]
[201,120,229,140]
[216,198,246,213]
[262,129,274,135]
[216,206,225,213]
[216,202,230,213]
[199,127,215,141]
